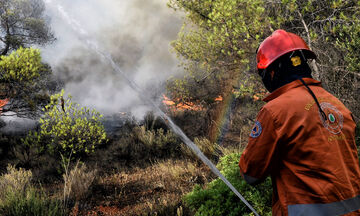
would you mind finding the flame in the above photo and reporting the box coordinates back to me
[162,95,175,106]
[0,98,9,114]
[162,95,203,111]
[253,95,260,101]
[215,95,223,102]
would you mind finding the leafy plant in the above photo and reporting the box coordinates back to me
[184,153,272,216]
[0,47,42,83]
[23,90,107,163]
[0,47,57,117]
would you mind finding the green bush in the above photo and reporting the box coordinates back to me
[0,165,63,216]
[184,153,272,216]
[22,90,107,163]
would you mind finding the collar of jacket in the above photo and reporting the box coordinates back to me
[263,78,322,102]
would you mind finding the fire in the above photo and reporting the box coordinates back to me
[162,95,204,111]
[162,94,224,111]
[215,95,223,102]
[162,95,176,106]
[253,95,260,101]
[0,98,9,114]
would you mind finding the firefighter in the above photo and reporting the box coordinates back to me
[239,29,360,216]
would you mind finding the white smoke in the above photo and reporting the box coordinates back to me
[41,0,183,118]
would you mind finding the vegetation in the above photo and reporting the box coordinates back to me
[0,0,55,56]
[0,165,63,216]
[0,0,57,117]
[23,90,107,164]
[62,161,97,212]
[184,153,272,216]
[167,0,360,119]
[0,47,57,117]
[0,0,359,215]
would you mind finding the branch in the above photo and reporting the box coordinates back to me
[297,11,311,48]
[179,1,213,21]
[297,10,321,80]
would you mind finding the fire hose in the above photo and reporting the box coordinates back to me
[44,1,260,215]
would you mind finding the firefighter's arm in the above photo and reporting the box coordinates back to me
[239,107,279,185]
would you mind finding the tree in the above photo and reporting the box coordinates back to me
[168,0,360,121]
[0,0,55,56]
[23,90,108,163]
[264,0,360,119]
[167,0,268,105]
[0,47,58,117]
[167,0,271,141]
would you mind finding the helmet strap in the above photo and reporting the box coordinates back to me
[298,77,327,121]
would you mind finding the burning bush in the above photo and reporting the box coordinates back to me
[23,90,107,165]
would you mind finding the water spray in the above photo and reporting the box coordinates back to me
[45,1,260,215]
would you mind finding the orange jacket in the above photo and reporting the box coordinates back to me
[239,78,360,216]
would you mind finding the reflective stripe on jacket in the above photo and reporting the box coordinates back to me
[239,78,360,216]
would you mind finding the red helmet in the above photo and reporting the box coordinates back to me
[256,29,316,70]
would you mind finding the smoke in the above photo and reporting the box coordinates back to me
[41,0,183,118]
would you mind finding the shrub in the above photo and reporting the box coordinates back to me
[181,137,220,163]
[0,165,63,216]
[0,165,32,200]
[22,90,107,163]
[0,188,63,216]
[63,161,97,203]
[184,153,272,216]
[132,125,181,160]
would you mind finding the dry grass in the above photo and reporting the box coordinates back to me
[181,137,220,163]
[0,164,32,199]
[75,159,214,215]
[63,161,97,203]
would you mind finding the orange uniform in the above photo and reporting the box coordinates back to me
[239,78,360,215]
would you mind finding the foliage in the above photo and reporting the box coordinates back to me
[133,125,180,159]
[0,0,55,56]
[23,90,107,163]
[0,47,42,82]
[167,0,269,106]
[168,0,360,118]
[0,165,63,216]
[0,47,58,117]
[184,153,272,216]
